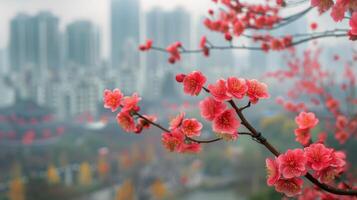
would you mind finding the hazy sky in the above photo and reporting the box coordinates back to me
[0,0,210,58]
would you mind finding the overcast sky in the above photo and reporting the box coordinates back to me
[0,0,211,58]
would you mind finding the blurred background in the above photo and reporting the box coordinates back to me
[0,0,356,199]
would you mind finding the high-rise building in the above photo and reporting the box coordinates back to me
[143,7,192,99]
[111,0,140,69]
[0,49,9,75]
[9,12,61,72]
[66,20,100,67]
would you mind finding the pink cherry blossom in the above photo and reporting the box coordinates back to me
[212,109,240,138]
[278,149,307,179]
[266,158,280,186]
[304,143,333,171]
[103,89,123,112]
[208,79,231,102]
[116,111,136,132]
[295,112,319,129]
[349,12,357,36]
[311,0,334,14]
[226,77,248,99]
[161,129,185,152]
[121,93,141,113]
[335,130,349,144]
[294,128,311,146]
[199,97,227,121]
[178,143,201,154]
[181,118,203,137]
[331,0,349,22]
[330,150,346,169]
[275,177,304,197]
[336,115,348,129]
[182,71,207,96]
[169,112,185,130]
[246,79,270,104]
[315,166,341,184]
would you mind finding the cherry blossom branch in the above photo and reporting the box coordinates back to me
[232,101,357,196]
[133,111,223,144]
[248,7,313,30]
[186,137,223,144]
[148,30,348,55]
[200,87,357,196]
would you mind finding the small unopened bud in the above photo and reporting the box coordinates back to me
[175,74,186,83]
[168,57,176,64]
[224,32,232,41]
[139,45,147,51]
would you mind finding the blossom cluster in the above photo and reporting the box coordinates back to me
[294,111,319,146]
[176,71,269,103]
[268,49,357,144]
[104,71,270,154]
[310,0,357,39]
[161,112,202,153]
[173,71,269,140]
[103,89,156,133]
[266,143,347,197]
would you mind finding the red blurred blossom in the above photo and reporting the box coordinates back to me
[294,128,311,146]
[246,79,270,104]
[103,89,123,112]
[199,97,227,121]
[169,112,185,130]
[266,158,280,186]
[304,143,334,171]
[335,130,349,144]
[175,73,186,83]
[233,20,245,36]
[179,142,201,154]
[226,77,248,99]
[200,36,210,57]
[275,177,304,197]
[317,132,327,143]
[116,111,136,132]
[208,79,231,102]
[315,166,341,184]
[295,112,319,129]
[182,71,207,96]
[161,129,185,152]
[311,0,334,14]
[261,43,270,52]
[139,39,153,51]
[326,97,340,112]
[278,149,307,178]
[224,32,232,41]
[331,0,349,22]
[166,42,182,63]
[349,12,357,36]
[276,0,285,6]
[310,22,318,30]
[212,109,240,139]
[181,118,203,137]
[22,130,36,145]
[336,115,348,129]
[121,93,141,113]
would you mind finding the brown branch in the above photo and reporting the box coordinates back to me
[149,31,348,55]
[133,111,222,144]
[186,137,223,144]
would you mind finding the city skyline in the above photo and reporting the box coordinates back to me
[0,0,212,59]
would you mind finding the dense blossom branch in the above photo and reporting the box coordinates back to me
[103,0,357,198]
